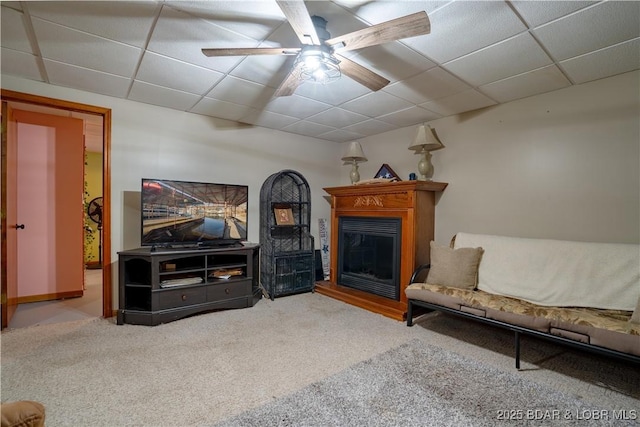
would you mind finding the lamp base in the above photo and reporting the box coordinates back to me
[417,151,433,181]
[350,162,360,184]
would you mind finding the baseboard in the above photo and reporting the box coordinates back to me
[85,261,102,270]
[18,290,84,304]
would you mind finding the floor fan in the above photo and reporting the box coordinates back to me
[87,196,103,268]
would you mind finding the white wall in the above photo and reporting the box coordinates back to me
[2,75,343,309]
[352,70,640,244]
[2,75,342,256]
[4,70,639,310]
[109,97,341,252]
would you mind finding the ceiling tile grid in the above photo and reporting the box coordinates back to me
[43,59,132,99]
[1,0,638,143]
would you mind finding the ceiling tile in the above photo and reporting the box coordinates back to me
[32,17,141,77]
[377,106,440,128]
[306,107,369,128]
[1,48,43,81]
[2,0,638,143]
[1,2,22,12]
[510,1,595,27]
[149,6,250,72]
[316,128,364,143]
[533,1,640,61]
[294,77,370,105]
[240,109,299,130]
[346,43,436,83]
[560,38,640,85]
[206,75,275,108]
[420,89,496,116]
[254,13,300,48]
[190,98,258,122]
[403,1,527,63]
[137,51,224,95]
[129,81,202,111]
[229,55,294,87]
[443,33,553,86]
[332,0,449,24]
[304,1,373,40]
[43,59,131,98]
[282,120,337,137]
[479,65,571,103]
[1,7,33,53]
[265,94,332,119]
[383,67,470,104]
[342,119,398,137]
[341,91,414,117]
[26,1,159,47]
[165,1,286,41]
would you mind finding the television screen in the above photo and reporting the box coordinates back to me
[141,178,248,247]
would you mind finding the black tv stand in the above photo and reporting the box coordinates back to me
[198,241,244,249]
[148,241,244,252]
[117,244,260,326]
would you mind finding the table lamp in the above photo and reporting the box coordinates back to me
[408,124,444,181]
[342,141,368,184]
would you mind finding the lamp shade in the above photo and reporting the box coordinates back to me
[408,124,444,152]
[341,141,368,162]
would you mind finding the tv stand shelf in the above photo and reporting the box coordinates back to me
[117,244,260,326]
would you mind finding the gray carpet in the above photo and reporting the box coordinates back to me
[2,293,638,426]
[215,340,634,427]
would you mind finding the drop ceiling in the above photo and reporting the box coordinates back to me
[2,1,639,143]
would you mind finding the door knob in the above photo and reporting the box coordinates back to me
[15,224,25,229]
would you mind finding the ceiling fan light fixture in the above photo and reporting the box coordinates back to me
[202,5,430,96]
[295,45,341,85]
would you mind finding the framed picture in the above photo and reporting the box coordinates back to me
[374,164,401,181]
[274,205,295,225]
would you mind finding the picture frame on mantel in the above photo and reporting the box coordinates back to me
[374,164,401,181]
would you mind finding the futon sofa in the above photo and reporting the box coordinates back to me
[406,232,640,368]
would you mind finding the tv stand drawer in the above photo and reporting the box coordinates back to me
[207,280,251,301]
[157,287,206,310]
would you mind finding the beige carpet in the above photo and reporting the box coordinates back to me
[1,293,638,426]
[7,269,102,329]
[215,340,623,427]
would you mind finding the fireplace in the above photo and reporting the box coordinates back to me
[316,180,447,320]
[338,217,401,300]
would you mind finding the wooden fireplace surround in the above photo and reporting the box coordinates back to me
[315,180,447,321]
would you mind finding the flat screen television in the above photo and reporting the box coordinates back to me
[141,178,248,248]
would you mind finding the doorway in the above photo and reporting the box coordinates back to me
[1,89,112,329]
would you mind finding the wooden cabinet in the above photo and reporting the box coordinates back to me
[117,244,260,326]
[316,181,447,320]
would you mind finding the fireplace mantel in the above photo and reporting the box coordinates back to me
[316,180,447,320]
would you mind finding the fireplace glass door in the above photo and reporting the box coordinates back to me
[337,217,401,300]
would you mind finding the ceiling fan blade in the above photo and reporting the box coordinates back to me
[276,1,321,45]
[328,11,430,52]
[337,55,390,92]
[202,47,300,57]
[274,62,304,97]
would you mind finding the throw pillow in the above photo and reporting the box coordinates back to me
[630,296,640,324]
[426,241,483,290]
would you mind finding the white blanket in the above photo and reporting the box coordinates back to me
[454,233,640,311]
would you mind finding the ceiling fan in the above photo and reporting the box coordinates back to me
[202,1,430,97]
